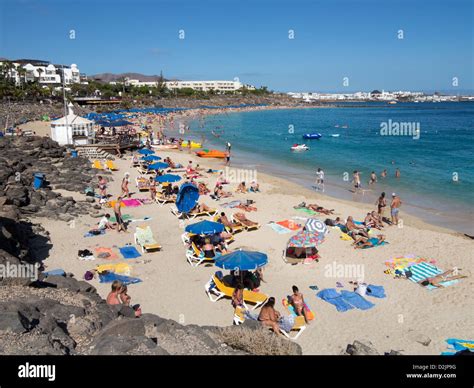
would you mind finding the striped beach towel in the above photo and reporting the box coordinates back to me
[405,262,442,283]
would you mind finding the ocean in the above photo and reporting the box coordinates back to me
[185,102,474,235]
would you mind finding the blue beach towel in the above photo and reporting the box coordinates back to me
[366,284,386,298]
[441,338,474,355]
[98,272,142,285]
[317,288,354,312]
[43,269,66,277]
[84,230,105,238]
[340,290,375,310]
[119,246,142,259]
[361,238,388,249]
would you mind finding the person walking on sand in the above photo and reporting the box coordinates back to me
[390,193,402,226]
[376,192,387,217]
[113,196,127,232]
[225,150,231,166]
[120,173,131,198]
[98,176,107,199]
[315,168,325,192]
[149,176,157,201]
[395,168,401,178]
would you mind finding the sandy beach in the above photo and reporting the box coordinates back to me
[38,144,474,355]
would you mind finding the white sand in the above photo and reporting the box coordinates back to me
[41,148,474,355]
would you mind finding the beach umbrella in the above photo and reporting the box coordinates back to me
[214,250,268,271]
[141,155,161,161]
[185,220,224,235]
[137,149,155,155]
[305,218,328,235]
[148,162,169,170]
[155,174,181,183]
[176,183,199,213]
[287,231,324,248]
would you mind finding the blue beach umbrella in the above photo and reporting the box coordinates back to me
[176,183,199,213]
[138,149,155,155]
[148,162,169,170]
[155,174,181,183]
[185,220,224,235]
[141,155,161,161]
[214,250,268,271]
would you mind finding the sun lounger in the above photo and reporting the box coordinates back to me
[233,306,306,340]
[92,160,105,170]
[231,214,260,231]
[186,242,218,267]
[105,160,119,171]
[204,273,268,310]
[136,177,150,192]
[134,225,162,253]
[155,194,176,207]
[279,316,307,340]
[171,206,217,220]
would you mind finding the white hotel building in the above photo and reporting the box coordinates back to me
[0,59,82,85]
[164,80,255,92]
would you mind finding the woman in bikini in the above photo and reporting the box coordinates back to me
[98,176,107,199]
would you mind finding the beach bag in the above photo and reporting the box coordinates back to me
[279,315,295,333]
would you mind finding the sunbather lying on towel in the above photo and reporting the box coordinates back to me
[234,212,259,227]
[307,203,335,215]
[346,216,369,238]
[418,268,467,288]
[353,234,386,249]
[236,203,257,211]
[258,297,282,335]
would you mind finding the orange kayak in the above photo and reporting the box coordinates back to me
[196,150,227,159]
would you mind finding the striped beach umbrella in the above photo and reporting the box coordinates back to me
[305,218,328,235]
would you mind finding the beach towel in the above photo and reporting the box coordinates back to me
[295,208,317,215]
[279,315,295,333]
[340,290,375,310]
[95,247,119,260]
[317,288,354,312]
[340,232,352,241]
[96,263,131,275]
[119,246,142,259]
[221,200,241,208]
[405,262,443,283]
[110,214,133,223]
[360,239,388,249]
[425,279,459,290]
[98,272,142,285]
[277,220,301,231]
[43,269,66,277]
[384,256,429,270]
[84,230,105,238]
[267,223,292,234]
[441,338,474,355]
[282,297,315,320]
[366,284,386,298]
[122,199,142,207]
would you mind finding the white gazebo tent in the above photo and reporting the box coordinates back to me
[51,103,94,145]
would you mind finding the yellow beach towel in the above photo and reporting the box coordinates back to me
[340,233,352,241]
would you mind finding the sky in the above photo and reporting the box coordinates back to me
[0,0,472,92]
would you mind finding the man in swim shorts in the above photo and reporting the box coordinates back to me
[390,193,402,226]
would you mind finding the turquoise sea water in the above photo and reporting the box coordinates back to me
[185,102,474,234]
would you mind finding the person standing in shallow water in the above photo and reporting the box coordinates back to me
[395,168,401,178]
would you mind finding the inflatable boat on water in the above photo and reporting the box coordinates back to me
[291,144,310,152]
[196,149,227,158]
[181,141,203,148]
[303,133,322,140]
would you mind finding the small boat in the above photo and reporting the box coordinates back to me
[331,134,340,137]
[341,125,348,129]
[291,144,309,152]
[196,149,227,158]
[303,133,322,140]
[335,125,340,128]
[181,140,202,148]
[151,144,179,150]
[388,101,397,104]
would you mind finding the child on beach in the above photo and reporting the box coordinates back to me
[120,173,131,198]
[98,176,107,198]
